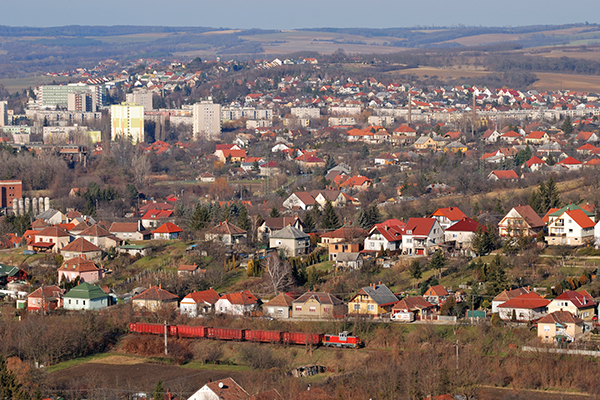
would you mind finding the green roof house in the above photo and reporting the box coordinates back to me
[64,282,110,311]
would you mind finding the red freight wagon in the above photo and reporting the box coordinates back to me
[206,327,244,341]
[129,323,166,335]
[322,331,362,348]
[176,325,206,338]
[282,332,323,346]
[244,330,283,343]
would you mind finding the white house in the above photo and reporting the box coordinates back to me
[363,219,406,252]
[187,378,249,400]
[180,288,220,317]
[547,208,595,246]
[214,290,259,316]
[401,218,445,256]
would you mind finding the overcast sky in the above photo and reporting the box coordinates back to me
[3,0,600,29]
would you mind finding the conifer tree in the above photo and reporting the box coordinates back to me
[320,200,341,231]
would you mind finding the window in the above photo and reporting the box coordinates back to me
[324,307,331,313]
[295,306,302,311]
[367,304,375,311]
[353,304,361,311]
[277,308,283,314]
[68,299,71,304]
[309,306,316,313]
[544,326,550,331]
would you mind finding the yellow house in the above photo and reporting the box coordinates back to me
[348,283,399,317]
[547,290,596,321]
[537,311,584,343]
[444,141,468,153]
[414,136,437,150]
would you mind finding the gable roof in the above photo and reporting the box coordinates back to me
[109,222,145,233]
[493,287,530,302]
[265,292,295,307]
[510,205,545,229]
[152,222,183,234]
[61,237,101,253]
[64,282,108,300]
[28,285,64,300]
[424,285,449,297]
[537,310,584,325]
[79,224,112,237]
[354,283,398,306]
[293,291,344,305]
[270,225,309,239]
[369,220,406,242]
[207,221,246,235]
[392,296,435,311]
[182,288,220,305]
[404,218,437,236]
[564,209,595,229]
[497,292,549,309]
[132,285,178,301]
[58,257,99,273]
[202,378,249,400]
[320,226,368,241]
[490,170,519,180]
[36,226,70,237]
[553,290,595,309]
[430,207,466,221]
[219,290,258,305]
[444,217,483,233]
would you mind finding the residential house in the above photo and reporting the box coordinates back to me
[522,156,546,172]
[348,283,399,317]
[152,222,183,240]
[27,285,64,311]
[205,221,247,245]
[109,222,152,241]
[215,148,247,163]
[141,209,174,229]
[443,141,467,153]
[547,290,596,321]
[36,209,66,225]
[491,287,530,313]
[60,238,102,261]
[328,241,362,260]
[215,290,259,316]
[546,208,595,246]
[557,156,583,171]
[414,136,437,150]
[401,218,445,256]
[537,311,584,344]
[187,377,249,400]
[77,224,122,250]
[339,175,372,191]
[524,131,549,144]
[291,291,345,319]
[180,288,220,317]
[321,226,368,245]
[197,171,216,183]
[282,192,316,210]
[132,285,179,311]
[257,216,304,241]
[30,226,71,253]
[391,296,436,320]
[444,217,484,254]
[423,285,450,305]
[58,257,103,283]
[487,170,519,181]
[263,293,295,319]
[497,292,549,322]
[430,207,467,229]
[335,252,364,270]
[364,219,406,253]
[63,282,110,311]
[498,205,545,237]
[269,226,310,257]
[177,263,206,277]
[0,264,27,284]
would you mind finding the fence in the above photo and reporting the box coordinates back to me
[522,346,600,357]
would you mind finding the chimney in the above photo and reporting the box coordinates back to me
[159,284,162,290]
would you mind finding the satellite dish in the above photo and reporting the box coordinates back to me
[218,382,224,389]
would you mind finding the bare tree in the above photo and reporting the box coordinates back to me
[262,254,294,295]
[132,153,150,187]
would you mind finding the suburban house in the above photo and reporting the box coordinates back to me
[180,288,221,317]
[491,287,530,313]
[109,222,152,241]
[31,226,71,253]
[63,282,110,311]
[391,296,436,320]
[269,225,310,257]
[205,221,247,245]
[57,257,103,283]
[401,218,445,256]
[187,377,249,400]
[522,156,546,172]
[348,283,399,317]
[177,263,206,277]
[257,216,304,240]
[27,285,64,312]
[263,293,295,319]
[320,226,368,245]
[334,252,364,270]
[430,207,467,229]
[36,209,66,225]
[131,285,179,311]
[444,217,485,254]
[497,292,550,322]
[364,219,406,253]
[546,208,595,246]
[0,264,27,284]
[215,290,259,316]
[547,290,596,321]
[498,205,545,237]
[60,238,103,261]
[152,222,183,240]
[76,224,122,250]
[537,311,585,344]
[291,291,345,319]
[140,209,174,229]
[423,285,450,305]
[282,191,317,210]
[487,170,519,181]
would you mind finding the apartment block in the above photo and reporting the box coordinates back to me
[193,100,221,140]
[111,103,144,143]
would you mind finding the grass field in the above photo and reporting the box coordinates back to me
[0,75,72,92]
[386,66,492,80]
[530,72,600,92]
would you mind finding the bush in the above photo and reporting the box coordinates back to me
[238,344,287,370]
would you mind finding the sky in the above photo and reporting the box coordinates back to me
[3,0,600,29]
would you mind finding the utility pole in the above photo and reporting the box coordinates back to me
[455,339,459,371]
[471,295,474,325]
[164,320,168,355]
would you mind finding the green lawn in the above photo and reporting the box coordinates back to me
[44,353,116,373]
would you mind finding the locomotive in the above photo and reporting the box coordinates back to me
[129,322,362,348]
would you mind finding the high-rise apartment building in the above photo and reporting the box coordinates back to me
[37,84,106,110]
[193,100,221,140]
[111,103,144,143]
[67,92,97,112]
[125,90,153,111]
[0,101,7,127]
[0,180,22,209]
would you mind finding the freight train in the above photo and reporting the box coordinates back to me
[129,322,362,348]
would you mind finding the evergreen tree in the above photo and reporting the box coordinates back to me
[303,211,316,233]
[408,260,422,288]
[269,206,281,218]
[324,156,336,171]
[561,115,573,135]
[320,200,341,231]
[190,203,210,230]
[367,204,382,227]
[428,250,447,278]
[153,380,164,400]
[360,144,369,158]
[356,208,370,230]
[0,356,31,400]
[237,205,250,231]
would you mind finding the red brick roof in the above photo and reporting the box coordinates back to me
[36,226,70,237]
[152,222,183,234]
[203,378,249,400]
[445,217,483,233]
[493,287,530,302]
[61,238,101,253]
[132,285,178,301]
[564,209,595,229]
[404,218,436,237]
[497,292,549,309]
[58,257,99,273]
[430,207,466,221]
[537,310,583,325]
[512,205,545,229]
[554,290,595,309]
[183,288,220,305]
[424,285,449,297]
[491,170,519,180]
[220,290,258,305]
[79,224,112,237]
